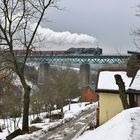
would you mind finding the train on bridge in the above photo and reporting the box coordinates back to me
[66,47,102,55]
[13,47,102,56]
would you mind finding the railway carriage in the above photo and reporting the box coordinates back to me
[12,47,102,56]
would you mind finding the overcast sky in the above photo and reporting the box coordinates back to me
[43,0,140,54]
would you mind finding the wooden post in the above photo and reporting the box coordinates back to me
[114,74,129,109]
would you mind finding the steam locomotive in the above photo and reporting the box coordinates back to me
[13,47,102,56]
[65,47,102,55]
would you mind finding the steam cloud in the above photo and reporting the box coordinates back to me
[35,25,98,50]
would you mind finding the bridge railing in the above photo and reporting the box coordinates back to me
[16,54,129,65]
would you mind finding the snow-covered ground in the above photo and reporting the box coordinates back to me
[76,107,140,140]
[0,102,97,140]
[1,103,140,140]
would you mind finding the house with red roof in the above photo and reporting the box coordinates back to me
[79,85,98,102]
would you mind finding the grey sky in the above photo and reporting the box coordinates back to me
[43,0,140,54]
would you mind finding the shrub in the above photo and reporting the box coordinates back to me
[31,117,42,124]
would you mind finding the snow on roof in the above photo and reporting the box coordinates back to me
[129,70,140,90]
[71,97,80,102]
[97,71,132,90]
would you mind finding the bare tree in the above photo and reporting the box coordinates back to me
[2,83,22,132]
[40,67,80,117]
[0,72,22,132]
[45,67,79,114]
[127,54,140,77]
[132,4,140,50]
[0,0,58,132]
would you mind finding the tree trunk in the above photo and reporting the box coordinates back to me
[69,99,71,111]
[49,107,52,122]
[61,105,63,114]
[114,74,129,109]
[17,70,31,133]
[22,84,31,133]
[60,104,64,118]
[0,125,2,132]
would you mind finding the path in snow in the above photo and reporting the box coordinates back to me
[39,108,96,140]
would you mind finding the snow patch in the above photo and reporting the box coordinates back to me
[76,107,140,140]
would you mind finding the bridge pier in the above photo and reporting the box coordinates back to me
[80,64,90,88]
[38,63,50,86]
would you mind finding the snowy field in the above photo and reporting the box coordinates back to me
[0,102,97,140]
[76,107,140,140]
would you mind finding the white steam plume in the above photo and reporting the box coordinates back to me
[34,24,98,50]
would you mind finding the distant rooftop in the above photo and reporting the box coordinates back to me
[127,51,140,55]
